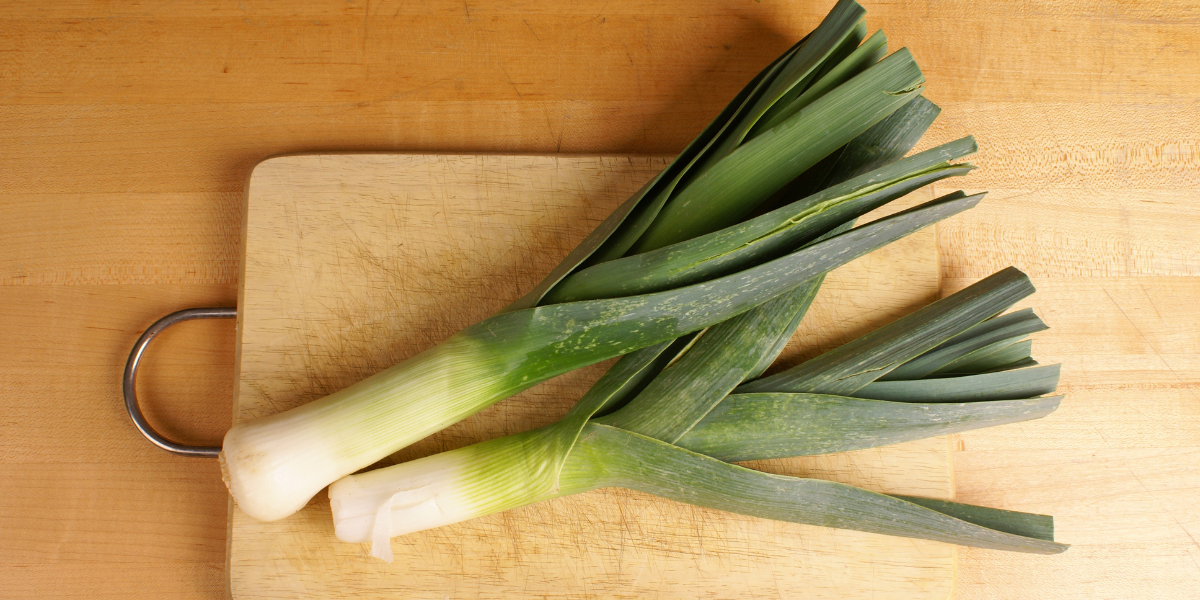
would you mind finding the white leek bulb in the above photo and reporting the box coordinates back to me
[329,430,562,562]
[221,336,507,522]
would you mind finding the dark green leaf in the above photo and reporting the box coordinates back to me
[628,49,927,254]
[883,308,1047,380]
[502,36,809,312]
[854,364,1061,402]
[737,264,1033,396]
[560,424,1067,554]
[749,28,888,138]
[674,393,1062,461]
[940,338,1035,375]
[544,138,975,303]
[594,284,825,443]
[894,496,1056,541]
[467,189,984,403]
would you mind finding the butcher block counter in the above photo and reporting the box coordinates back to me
[2,1,1198,598]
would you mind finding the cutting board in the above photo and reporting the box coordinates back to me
[229,154,953,599]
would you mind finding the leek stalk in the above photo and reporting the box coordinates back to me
[330,268,1067,561]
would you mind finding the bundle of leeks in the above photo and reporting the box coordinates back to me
[225,0,1064,560]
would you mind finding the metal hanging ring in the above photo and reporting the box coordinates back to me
[122,307,237,458]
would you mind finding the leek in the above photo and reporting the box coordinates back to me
[221,0,940,523]
[331,83,1063,560]
[330,268,1067,561]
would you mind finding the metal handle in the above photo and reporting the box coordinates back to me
[123,307,237,458]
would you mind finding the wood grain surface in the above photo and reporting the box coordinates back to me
[1,1,1198,598]
[231,153,945,598]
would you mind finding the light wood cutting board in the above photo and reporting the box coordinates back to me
[229,154,953,599]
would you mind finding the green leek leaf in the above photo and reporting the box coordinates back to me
[893,496,1055,542]
[984,356,1040,372]
[940,338,1036,375]
[545,138,975,303]
[883,308,1047,380]
[593,287,824,443]
[559,424,1067,554]
[742,96,943,379]
[737,265,1035,395]
[674,393,1062,461]
[749,28,888,139]
[629,48,926,254]
[727,0,869,150]
[854,364,1061,402]
[501,37,809,312]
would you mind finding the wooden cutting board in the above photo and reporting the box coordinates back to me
[229,154,952,599]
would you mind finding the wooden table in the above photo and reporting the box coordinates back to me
[2,1,1197,598]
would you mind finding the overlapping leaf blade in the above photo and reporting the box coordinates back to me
[501,36,808,312]
[737,266,1036,395]
[883,308,1047,380]
[674,393,1062,461]
[592,96,952,443]
[544,137,976,303]
[560,424,1067,553]
[854,364,1061,402]
[942,339,1037,375]
[748,28,889,139]
[630,49,926,253]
